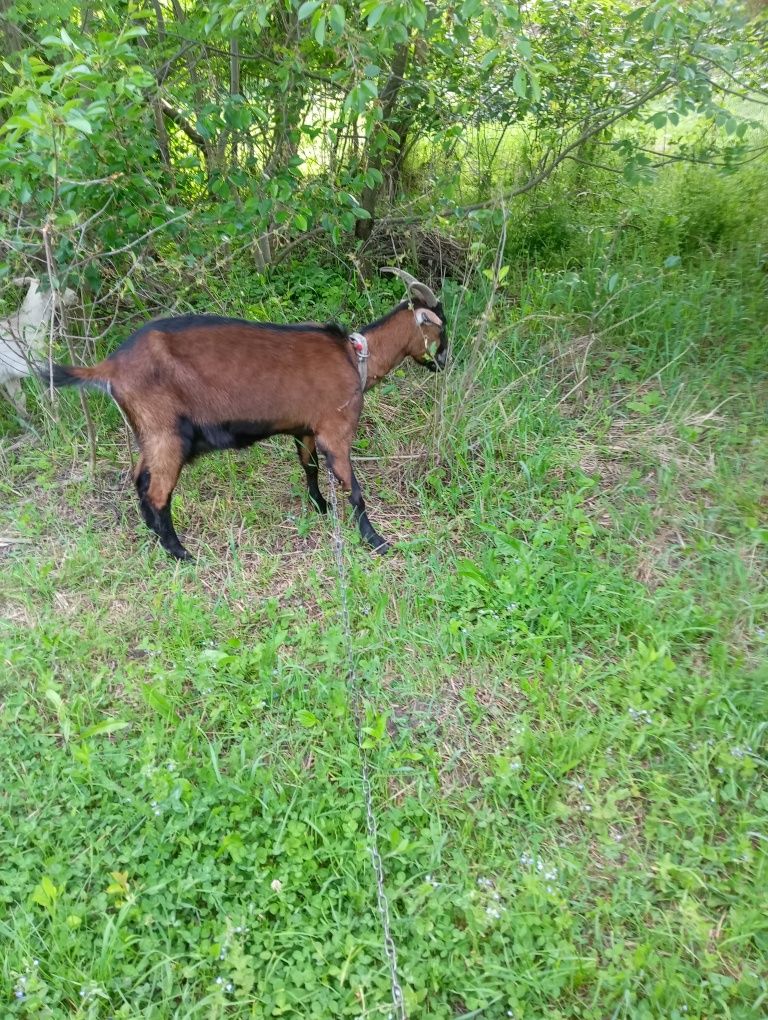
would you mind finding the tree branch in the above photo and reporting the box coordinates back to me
[459,77,675,213]
[159,98,206,149]
[158,28,346,92]
[70,211,189,267]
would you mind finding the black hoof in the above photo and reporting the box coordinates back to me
[312,498,329,515]
[165,544,192,561]
[372,538,391,555]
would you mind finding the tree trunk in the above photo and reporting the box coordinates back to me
[230,37,240,167]
[355,42,410,241]
[143,2,172,174]
[0,0,24,56]
[387,118,411,201]
[168,0,218,175]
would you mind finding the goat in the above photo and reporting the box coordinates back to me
[0,276,76,417]
[41,268,448,560]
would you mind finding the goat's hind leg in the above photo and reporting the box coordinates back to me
[295,435,327,514]
[316,436,390,554]
[134,442,190,561]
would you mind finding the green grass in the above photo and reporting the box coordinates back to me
[1,156,767,1018]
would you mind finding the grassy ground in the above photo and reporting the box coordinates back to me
[1,158,767,1018]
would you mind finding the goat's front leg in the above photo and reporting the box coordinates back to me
[316,435,389,554]
[294,435,327,514]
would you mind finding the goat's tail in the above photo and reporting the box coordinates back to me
[37,361,113,394]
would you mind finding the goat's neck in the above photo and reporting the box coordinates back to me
[359,308,413,391]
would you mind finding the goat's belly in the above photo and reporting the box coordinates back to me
[178,416,305,461]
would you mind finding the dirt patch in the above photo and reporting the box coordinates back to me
[634,525,686,590]
[385,668,530,793]
[577,444,632,492]
[0,599,36,629]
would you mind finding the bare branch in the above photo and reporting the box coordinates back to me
[158,28,346,92]
[159,98,207,149]
[71,211,189,267]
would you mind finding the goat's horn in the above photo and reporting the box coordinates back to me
[380,266,439,308]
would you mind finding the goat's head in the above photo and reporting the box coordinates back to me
[381,267,448,371]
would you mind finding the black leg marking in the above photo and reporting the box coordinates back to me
[154,500,191,561]
[135,468,157,530]
[135,468,190,560]
[295,437,327,514]
[316,441,390,554]
[349,470,390,554]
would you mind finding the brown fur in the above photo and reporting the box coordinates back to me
[47,302,446,560]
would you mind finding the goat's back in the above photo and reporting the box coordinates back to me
[107,315,361,433]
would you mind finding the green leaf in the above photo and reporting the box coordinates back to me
[297,0,321,20]
[45,689,65,712]
[297,710,319,727]
[517,37,533,59]
[80,719,131,739]
[65,110,93,135]
[330,4,345,34]
[457,559,490,590]
[513,66,527,99]
[663,255,681,269]
[454,22,470,44]
[32,875,60,909]
[293,213,308,231]
[367,3,387,29]
[480,48,499,71]
[481,12,497,38]
[314,15,326,45]
[141,684,179,721]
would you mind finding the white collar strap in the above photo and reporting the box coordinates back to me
[349,331,369,389]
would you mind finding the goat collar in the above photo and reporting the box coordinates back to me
[348,331,369,389]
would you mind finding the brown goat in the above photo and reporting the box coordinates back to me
[42,269,448,560]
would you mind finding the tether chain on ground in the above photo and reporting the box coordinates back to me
[326,468,407,1020]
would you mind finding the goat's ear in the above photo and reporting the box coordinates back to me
[11,276,36,288]
[415,307,442,327]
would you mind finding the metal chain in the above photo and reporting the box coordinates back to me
[326,468,407,1020]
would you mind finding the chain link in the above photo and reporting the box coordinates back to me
[326,468,407,1020]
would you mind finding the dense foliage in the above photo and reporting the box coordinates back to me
[0,0,766,283]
